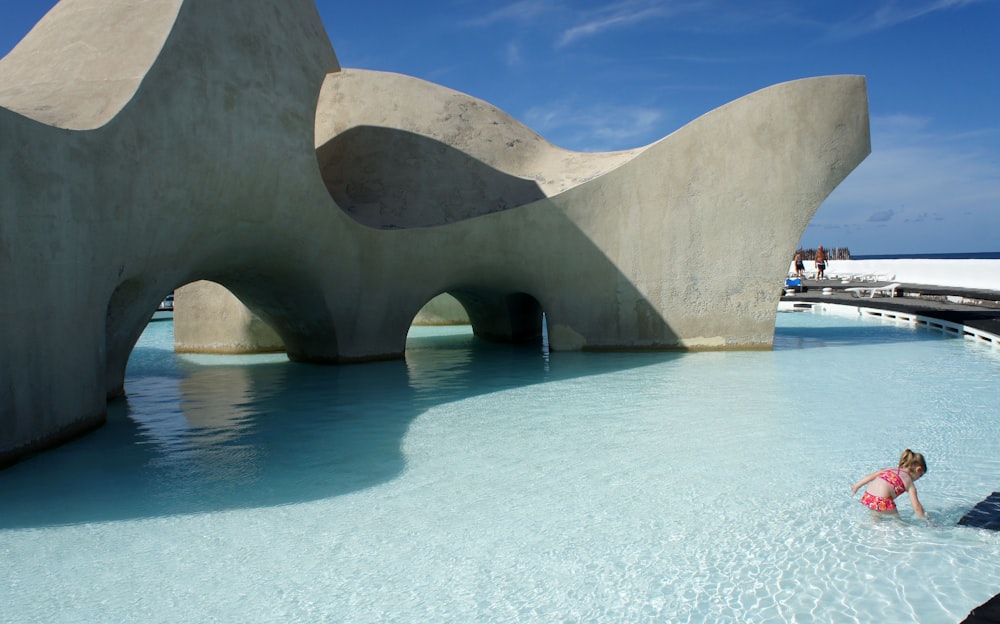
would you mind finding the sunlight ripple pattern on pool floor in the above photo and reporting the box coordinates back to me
[1,312,998,623]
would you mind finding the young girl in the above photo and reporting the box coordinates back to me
[851,449,927,519]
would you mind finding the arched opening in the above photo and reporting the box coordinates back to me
[105,278,179,400]
[168,277,341,364]
[107,278,300,403]
[453,290,545,345]
[172,281,284,355]
[409,289,548,350]
[404,290,551,393]
[411,293,471,327]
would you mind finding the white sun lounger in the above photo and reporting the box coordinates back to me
[845,282,901,298]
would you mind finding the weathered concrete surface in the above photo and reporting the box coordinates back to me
[0,0,869,466]
[174,281,284,353]
[192,68,870,354]
[0,0,339,466]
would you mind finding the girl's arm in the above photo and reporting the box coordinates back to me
[908,486,927,519]
[851,471,879,495]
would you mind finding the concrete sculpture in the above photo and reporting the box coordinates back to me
[0,0,870,466]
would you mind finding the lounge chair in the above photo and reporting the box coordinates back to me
[845,282,901,298]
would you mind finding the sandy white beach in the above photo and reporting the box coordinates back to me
[792,259,1000,291]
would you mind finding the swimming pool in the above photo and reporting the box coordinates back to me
[1,309,998,622]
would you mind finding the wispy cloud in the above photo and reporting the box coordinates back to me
[466,0,798,52]
[524,100,667,151]
[556,2,673,47]
[466,0,563,26]
[504,41,523,67]
[658,53,744,64]
[828,0,986,39]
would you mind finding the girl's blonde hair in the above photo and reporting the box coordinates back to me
[899,449,927,474]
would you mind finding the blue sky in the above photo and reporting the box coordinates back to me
[2,1,998,255]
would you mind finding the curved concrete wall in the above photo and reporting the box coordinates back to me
[173,281,284,353]
[0,0,870,466]
[194,68,869,353]
[0,0,340,466]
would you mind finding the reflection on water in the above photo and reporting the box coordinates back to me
[1,313,998,623]
[0,324,657,528]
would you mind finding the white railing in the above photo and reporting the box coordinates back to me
[777,301,1000,348]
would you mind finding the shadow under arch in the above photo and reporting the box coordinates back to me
[172,276,345,364]
[106,277,179,400]
[409,289,545,346]
[450,289,544,344]
[107,271,341,408]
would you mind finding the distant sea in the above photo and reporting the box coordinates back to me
[852,251,1000,260]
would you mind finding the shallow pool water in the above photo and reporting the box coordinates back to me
[1,310,998,622]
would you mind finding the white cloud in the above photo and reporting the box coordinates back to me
[523,101,667,151]
[876,114,932,136]
[806,114,1000,253]
[828,0,987,39]
[556,3,670,47]
[467,0,562,26]
[504,41,523,66]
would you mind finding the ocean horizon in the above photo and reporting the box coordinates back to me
[851,251,1000,260]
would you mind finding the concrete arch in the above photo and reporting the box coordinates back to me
[448,289,545,344]
[1,0,340,466]
[0,0,869,467]
[409,288,545,345]
[180,68,872,357]
[173,281,285,356]
[105,277,176,399]
[411,293,471,327]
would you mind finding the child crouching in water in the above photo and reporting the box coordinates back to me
[851,449,927,520]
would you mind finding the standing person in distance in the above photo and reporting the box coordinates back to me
[814,245,828,280]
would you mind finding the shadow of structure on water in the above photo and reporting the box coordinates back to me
[0,330,673,529]
[2,313,956,529]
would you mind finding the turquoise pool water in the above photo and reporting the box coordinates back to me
[1,310,999,622]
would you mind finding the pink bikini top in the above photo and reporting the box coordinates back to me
[878,468,907,496]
